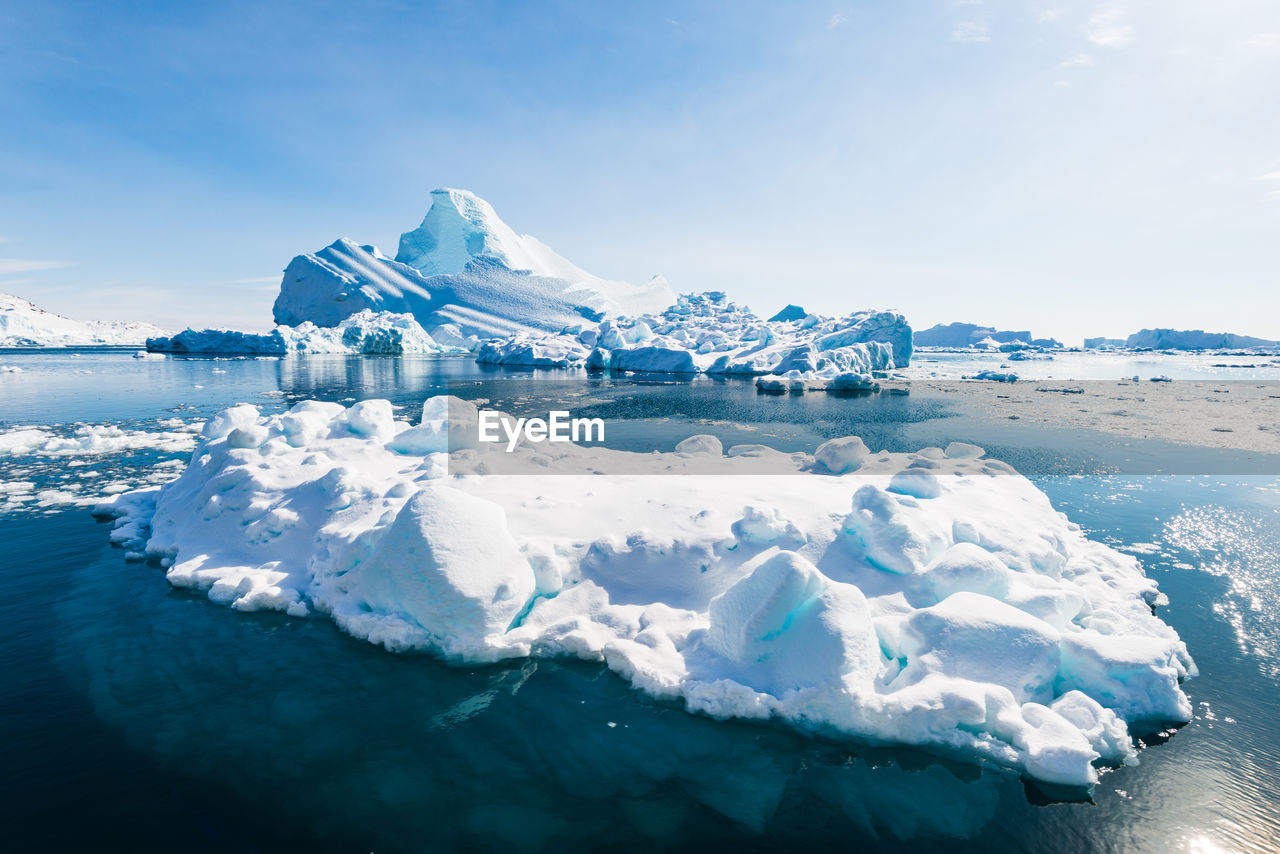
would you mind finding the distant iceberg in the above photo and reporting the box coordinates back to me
[1,292,168,347]
[97,396,1195,789]
[147,310,466,355]
[271,189,676,346]
[914,321,1061,350]
[1121,328,1280,350]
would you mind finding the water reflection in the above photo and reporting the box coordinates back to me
[59,547,1010,851]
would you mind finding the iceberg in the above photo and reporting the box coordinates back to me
[96,397,1194,788]
[1122,328,1279,350]
[1,292,168,347]
[914,322,1062,350]
[146,310,465,355]
[477,291,912,377]
[271,189,676,345]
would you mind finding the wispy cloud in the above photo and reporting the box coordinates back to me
[0,259,71,275]
[951,21,990,43]
[1061,53,1095,68]
[1088,6,1133,47]
[1244,33,1280,51]
[1258,170,1280,201]
[1038,8,1064,24]
[827,13,847,29]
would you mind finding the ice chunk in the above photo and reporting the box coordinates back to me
[701,549,879,696]
[814,436,870,474]
[675,435,723,456]
[346,486,536,658]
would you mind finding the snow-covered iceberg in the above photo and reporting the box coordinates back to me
[97,397,1194,788]
[1122,328,1279,350]
[913,322,1061,350]
[1,292,167,347]
[146,310,466,355]
[477,291,912,376]
[271,189,676,347]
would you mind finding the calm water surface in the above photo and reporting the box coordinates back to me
[2,351,1279,852]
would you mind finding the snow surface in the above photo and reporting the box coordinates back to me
[476,291,912,377]
[146,310,467,355]
[95,396,1194,788]
[272,190,676,343]
[0,292,167,347]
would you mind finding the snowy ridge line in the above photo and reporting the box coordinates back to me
[94,396,1193,789]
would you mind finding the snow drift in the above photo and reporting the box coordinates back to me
[272,189,676,347]
[1,292,167,347]
[96,397,1194,788]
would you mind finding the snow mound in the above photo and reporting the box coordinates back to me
[0,292,168,347]
[272,190,676,344]
[146,310,467,355]
[96,397,1194,788]
[477,291,912,377]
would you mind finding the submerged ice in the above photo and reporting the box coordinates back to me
[96,397,1194,788]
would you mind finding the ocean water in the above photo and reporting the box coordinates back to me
[909,349,1280,382]
[3,351,1280,852]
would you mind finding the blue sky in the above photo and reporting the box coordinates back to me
[2,0,1278,342]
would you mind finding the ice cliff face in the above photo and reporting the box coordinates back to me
[272,190,676,345]
[0,292,168,347]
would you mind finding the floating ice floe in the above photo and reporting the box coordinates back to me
[147,310,468,355]
[966,370,1019,383]
[95,397,1195,788]
[0,422,203,457]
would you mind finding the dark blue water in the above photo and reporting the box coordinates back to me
[3,352,1280,852]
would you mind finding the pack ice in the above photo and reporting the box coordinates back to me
[96,398,1194,788]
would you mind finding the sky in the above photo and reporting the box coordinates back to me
[1,0,1278,343]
